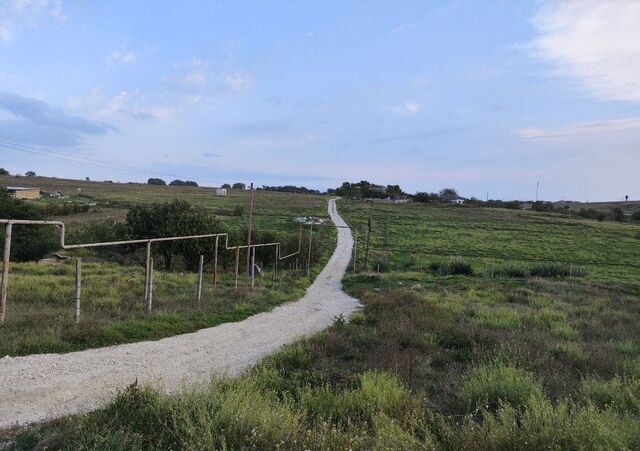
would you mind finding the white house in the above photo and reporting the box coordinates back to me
[216,188,227,196]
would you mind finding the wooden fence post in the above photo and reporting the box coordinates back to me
[234,247,240,289]
[144,241,151,300]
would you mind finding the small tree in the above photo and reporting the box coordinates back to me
[147,178,167,186]
[221,183,231,189]
[610,207,625,222]
[232,182,246,189]
[0,189,57,261]
[439,187,458,198]
[126,200,220,270]
[0,168,9,176]
[25,171,36,177]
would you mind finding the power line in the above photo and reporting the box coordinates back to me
[0,141,227,186]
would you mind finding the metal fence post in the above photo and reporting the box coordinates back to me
[307,225,313,276]
[213,236,219,288]
[353,229,358,273]
[74,258,82,324]
[234,247,240,289]
[251,246,256,288]
[144,241,151,300]
[148,257,154,312]
[197,254,204,303]
[1,223,13,324]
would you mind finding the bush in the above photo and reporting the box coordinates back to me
[610,207,625,222]
[460,362,544,410]
[41,202,90,216]
[577,208,605,221]
[0,189,57,261]
[631,211,640,221]
[147,178,166,186]
[429,258,473,276]
[581,376,640,415]
[493,263,529,278]
[504,201,522,210]
[232,205,244,217]
[530,262,586,278]
[0,168,9,175]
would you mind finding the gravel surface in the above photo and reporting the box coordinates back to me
[0,198,360,429]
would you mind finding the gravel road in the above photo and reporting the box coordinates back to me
[0,198,360,429]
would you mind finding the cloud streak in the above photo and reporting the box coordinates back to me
[529,0,640,102]
[0,0,64,44]
[0,91,116,147]
[517,117,640,139]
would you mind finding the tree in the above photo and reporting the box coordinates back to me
[126,200,220,270]
[439,188,458,198]
[169,180,198,187]
[413,192,439,203]
[85,177,90,181]
[221,183,231,189]
[25,171,36,177]
[232,182,246,189]
[0,189,57,261]
[610,207,625,222]
[147,178,167,186]
[0,168,9,176]
[386,185,403,196]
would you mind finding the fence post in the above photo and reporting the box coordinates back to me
[1,223,12,324]
[307,225,313,276]
[74,258,82,324]
[353,229,358,273]
[213,236,219,288]
[197,254,204,303]
[148,257,154,312]
[234,247,240,289]
[251,246,256,288]
[144,241,151,300]
[491,258,495,278]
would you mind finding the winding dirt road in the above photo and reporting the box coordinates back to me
[0,198,360,429]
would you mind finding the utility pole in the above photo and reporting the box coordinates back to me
[246,182,254,287]
[363,202,373,271]
[536,181,539,202]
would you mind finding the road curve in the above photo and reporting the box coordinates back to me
[0,198,360,429]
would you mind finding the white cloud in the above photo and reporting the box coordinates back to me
[108,50,137,65]
[225,74,251,92]
[517,117,640,139]
[530,0,640,102]
[0,0,64,44]
[391,101,421,116]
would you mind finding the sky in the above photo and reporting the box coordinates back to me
[0,0,639,201]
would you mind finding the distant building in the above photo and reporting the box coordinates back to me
[4,186,40,199]
[440,193,466,205]
[215,188,227,196]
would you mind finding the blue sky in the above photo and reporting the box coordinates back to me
[0,0,638,201]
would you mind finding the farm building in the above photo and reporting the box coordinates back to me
[215,188,227,196]
[4,186,41,199]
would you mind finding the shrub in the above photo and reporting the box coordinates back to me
[577,208,605,221]
[504,200,522,210]
[460,362,544,410]
[631,211,640,221]
[610,207,625,222]
[231,205,244,217]
[530,262,586,278]
[0,189,57,261]
[0,168,9,175]
[581,376,640,415]
[493,263,529,278]
[429,258,473,276]
[147,178,166,185]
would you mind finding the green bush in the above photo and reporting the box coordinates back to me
[530,262,586,278]
[429,258,473,276]
[493,263,529,278]
[460,362,544,410]
[631,211,640,222]
[581,376,640,415]
[0,189,58,261]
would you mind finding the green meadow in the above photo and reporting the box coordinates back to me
[4,195,640,449]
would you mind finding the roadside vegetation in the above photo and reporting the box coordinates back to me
[7,197,640,449]
[0,181,333,356]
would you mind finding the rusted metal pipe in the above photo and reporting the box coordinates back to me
[213,236,219,288]
[148,257,154,312]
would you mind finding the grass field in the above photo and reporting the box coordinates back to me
[4,194,640,449]
[0,175,334,356]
